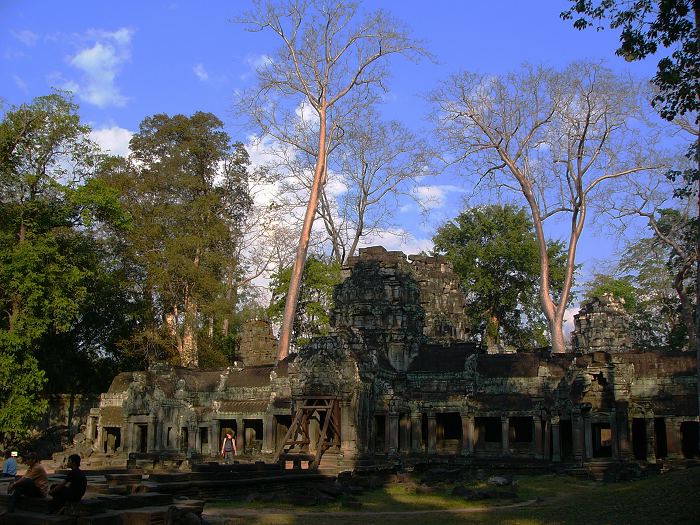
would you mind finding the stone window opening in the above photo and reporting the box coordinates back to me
[475,417,501,443]
[509,417,533,443]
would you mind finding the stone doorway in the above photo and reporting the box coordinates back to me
[681,421,699,458]
[632,418,647,460]
[592,422,612,458]
[654,418,667,458]
[560,420,573,460]
[136,424,148,453]
[199,426,210,454]
[274,415,292,450]
[374,415,386,453]
[436,412,461,454]
[103,427,121,453]
[244,419,263,454]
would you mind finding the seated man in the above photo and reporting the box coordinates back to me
[49,454,87,513]
[2,450,17,478]
[4,452,48,514]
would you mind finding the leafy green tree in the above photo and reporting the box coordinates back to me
[268,257,341,348]
[432,205,568,349]
[584,274,638,310]
[106,112,252,368]
[0,92,128,439]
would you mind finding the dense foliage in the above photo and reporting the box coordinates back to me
[432,205,568,349]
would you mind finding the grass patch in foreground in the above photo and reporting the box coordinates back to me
[206,467,700,525]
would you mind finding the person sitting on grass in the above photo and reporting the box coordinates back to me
[3,452,48,514]
[49,454,87,514]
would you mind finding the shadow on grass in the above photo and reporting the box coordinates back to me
[202,466,700,525]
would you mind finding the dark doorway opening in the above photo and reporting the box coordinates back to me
[681,421,699,458]
[436,412,461,453]
[180,427,188,452]
[374,415,386,453]
[632,418,647,460]
[136,424,148,453]
[592,422,612,458]
[476,417,501,443]
[654,418,667,458]
[274,415,292,450]
[199,427,210,454]
[421,413,428,450]
[103,427,121,453]
[510,417,533,443]
[244,419,263,454]
[560,420,573,460]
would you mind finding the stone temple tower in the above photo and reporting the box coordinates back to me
[571,293,631,353]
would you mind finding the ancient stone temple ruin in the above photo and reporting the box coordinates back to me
[88,246,699,470]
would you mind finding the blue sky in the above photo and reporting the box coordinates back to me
[1,0,664,311]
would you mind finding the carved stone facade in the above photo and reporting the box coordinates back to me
[91,247,699,466]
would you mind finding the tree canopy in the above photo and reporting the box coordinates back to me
[433,204,567,349]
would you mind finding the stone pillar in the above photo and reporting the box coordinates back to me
[572,410,584,461]
[615,404,632,460]
[501,415,509,456]
[388,412,399,454]
[236,418,244,453]
[340,400,357,455]
[123,419,132,453]
[262,414,275,454]
[461,412,474,456]
[155,417,164,452]
[208,423,216,457]
[213,420,221,455]
[543,419,551,460]
[552,417,561,462]
[309,416,320,452]
[533,417,543,459]
[427,412,437,454]
[666,418,682,458]
[188,423,196,452]
[399,414,411,453]
[411,412,422,454]
[147,415,157,453]
[583,412,593,459]
[646,417,657,463]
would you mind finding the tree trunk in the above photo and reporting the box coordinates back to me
[277,106,328,361]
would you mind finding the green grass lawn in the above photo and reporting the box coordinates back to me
[204,467,700,525]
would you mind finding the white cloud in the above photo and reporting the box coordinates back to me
[12,74,28,93]
[66,28,133,107]
[563,306,580,337]
[193,63,209,81]
[412,184,467,210]
[91,126,133,157]
[360,228,432,256]
[246,53,272,70]
[11,29,39,47]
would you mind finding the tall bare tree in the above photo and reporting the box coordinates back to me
[432,62,659,353]
[237,0,426,359]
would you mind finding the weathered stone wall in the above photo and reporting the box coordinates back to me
[238,319,277,366]
[571,294,631,353]
[42,394,100,436]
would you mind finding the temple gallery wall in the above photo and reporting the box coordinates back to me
[80,247,698,468]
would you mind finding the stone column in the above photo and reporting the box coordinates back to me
[262,414,275,454]
[501,415,509,456]
[615,403,632,460]
[309,416,320,452]
[208,423,216,457]
[388,412,399,454]
[533,416,543,459]
[188,423,197,452]
[572,410,584,461]
[147,415,157,453]
[461,412,474,456]
[123,419,132,453]
[399,414,411,453]
[543,419,551,460]
[583,412,593,459]
[236,417,244,453]
[646,417,657,463]
[427,412,437,454]
[213,420,221,455]
[340,400,357,455]
[552,417,561,462]
[410,412,422,454]
[666,418,682,458]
